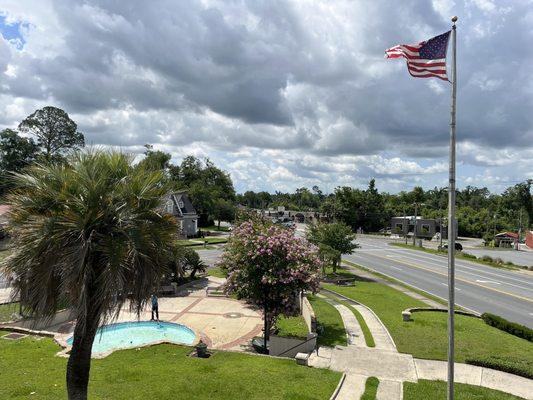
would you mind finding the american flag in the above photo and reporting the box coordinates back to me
[385,31,451,81]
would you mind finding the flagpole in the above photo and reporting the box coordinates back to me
[447,15,458,400]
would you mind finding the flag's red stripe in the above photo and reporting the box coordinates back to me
[408,66,447,74]
[408,61,446,67]
[408,72,449,81]
[402,44,421,52]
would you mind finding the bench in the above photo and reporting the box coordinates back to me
[159,285,176,295]
[206,286,226,297]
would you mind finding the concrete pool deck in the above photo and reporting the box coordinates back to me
[1,276,263,355]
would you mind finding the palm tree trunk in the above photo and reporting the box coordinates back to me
[66,282,101,400]
[66,315,98,400]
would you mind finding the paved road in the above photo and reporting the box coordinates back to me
[347,236,533,327]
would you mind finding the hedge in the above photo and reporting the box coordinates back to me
[481,313,533,342]
[466,357,533,380]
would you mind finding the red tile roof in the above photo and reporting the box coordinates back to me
[495,231,519,239]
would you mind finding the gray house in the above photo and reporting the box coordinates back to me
[162,192,199,238]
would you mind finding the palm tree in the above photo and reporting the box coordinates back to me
[1,150,177,400]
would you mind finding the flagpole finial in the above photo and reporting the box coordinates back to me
[451,16,458,24]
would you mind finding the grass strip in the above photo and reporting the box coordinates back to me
[307,294,347,347]
[360,377,379,400]
[403,379,525,400]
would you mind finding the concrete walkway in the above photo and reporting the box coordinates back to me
[310,286,533,400]
[349,303,396,351]
[318,294,367,347]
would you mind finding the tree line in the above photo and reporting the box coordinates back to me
[0,106,236,229]
[237,179,533,240]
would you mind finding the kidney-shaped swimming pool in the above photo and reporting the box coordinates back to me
[67,321,196,355]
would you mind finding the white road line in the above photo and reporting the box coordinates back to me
[389,252,533,292]
[391,249,533,286]
[440,282,461,291]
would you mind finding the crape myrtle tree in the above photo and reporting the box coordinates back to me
[306,222,357,274]
[1,150,177,400]
[219,220,322,350]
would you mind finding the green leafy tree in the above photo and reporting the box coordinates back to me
[213,198,236,229]
[1,150,177,400]
[306,222,357,273]
[138,144,172,171]
[0,129,38,194]
[18,106,85,162]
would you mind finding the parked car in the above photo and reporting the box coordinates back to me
[443,242,463,251]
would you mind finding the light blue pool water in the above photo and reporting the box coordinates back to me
[66,321,196,354]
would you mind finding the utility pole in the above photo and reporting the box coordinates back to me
[404,209,408,245]
[447,16,458,400]
[412,203,419,246]
[440,216,444,249]
[517,210,522,251]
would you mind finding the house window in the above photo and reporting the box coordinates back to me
[166,201,173,213]
[421,224,430,234]
[178,200,184,209]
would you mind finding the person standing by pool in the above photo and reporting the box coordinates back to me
[151,294,159,321]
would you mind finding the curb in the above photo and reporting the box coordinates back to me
[329,372,346,400]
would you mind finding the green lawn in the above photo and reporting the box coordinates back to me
[0,331,341,400]
[404,380,525,400]
[361,377,379,400]
[206,266,227,278]
[275,315,308,339]
[177,238,228,247]
[322,265,356,280]
[324,281,533,377]
[307,295,347,347]
[0,302,19,322]
[203,225,230,232]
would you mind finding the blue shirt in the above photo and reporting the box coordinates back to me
[151,295,158,307]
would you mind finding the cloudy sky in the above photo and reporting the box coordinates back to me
[0,0,531,194]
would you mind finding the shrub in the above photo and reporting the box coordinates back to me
[481,255,493,263]
[481,313,533,342]
[461,253,477,260]
[493,257,504,265]
[466,357,533,380]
